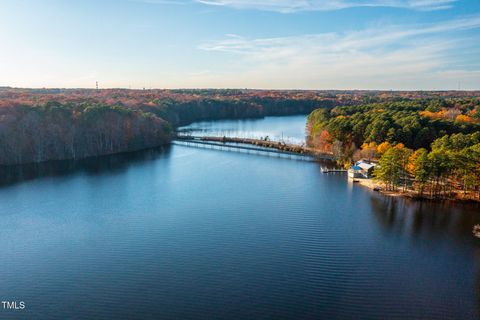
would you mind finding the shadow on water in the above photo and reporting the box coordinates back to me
[370,195,480,241]
[371,195,480,317]
[0,145,172,188]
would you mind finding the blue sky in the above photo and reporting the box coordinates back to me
[0,0,479,89]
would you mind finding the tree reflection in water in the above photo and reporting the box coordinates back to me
[370,195,480,241]
[371,194,480,317]
[0,145,172,188]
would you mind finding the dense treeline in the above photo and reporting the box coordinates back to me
[137,98,339,127]
[137,99,264,126]
[307,98,480,200]
[0,93,342,165]
[0,102,172,165]
[0,88,360,165]
[372,133,480,199]
[1,88,479,166]
[308,99,480,151]
[307,99,480,161]
[4,87,477,127]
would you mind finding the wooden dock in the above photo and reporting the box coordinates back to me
[321,169,347,173]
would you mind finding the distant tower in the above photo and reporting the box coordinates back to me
[96,81,99,91]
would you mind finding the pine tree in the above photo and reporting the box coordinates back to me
[412,148,430,197]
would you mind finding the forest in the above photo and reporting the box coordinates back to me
[0,102,172,165]
[0,87,387,165]
[307,98,480,200]
[1,87,480,175]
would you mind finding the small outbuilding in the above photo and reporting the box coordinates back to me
[348,165,363,179]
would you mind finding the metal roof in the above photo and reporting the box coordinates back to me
[358,162,375,170]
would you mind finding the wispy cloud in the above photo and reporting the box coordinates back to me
[193,0,458,12]
[132,0,188,4]
[133,0,458,12]
[195,16,480,89]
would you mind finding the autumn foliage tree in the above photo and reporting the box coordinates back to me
[0,104,173,165]
[314,130,333,153]
[377,142,392,156]
[408,148,430,196]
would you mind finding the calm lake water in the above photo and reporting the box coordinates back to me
[178,115,308,144]
[1,115,479,319]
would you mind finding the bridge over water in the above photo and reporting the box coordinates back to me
[173,135,334,161]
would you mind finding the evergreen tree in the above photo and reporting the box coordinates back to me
[375,147,403,191]
[411,148,430,196]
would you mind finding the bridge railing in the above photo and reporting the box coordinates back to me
[173,135,334,161]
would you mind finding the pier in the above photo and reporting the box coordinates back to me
[321,169,348,173]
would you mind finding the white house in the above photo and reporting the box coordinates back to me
[348,160,377,179]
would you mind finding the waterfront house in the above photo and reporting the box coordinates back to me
[356,160,376,178]
[349,160,377,179]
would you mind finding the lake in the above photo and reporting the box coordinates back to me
[0,115,479,319]
[178,115,308,144]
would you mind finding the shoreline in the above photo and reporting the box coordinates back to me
[351,177,480,203]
